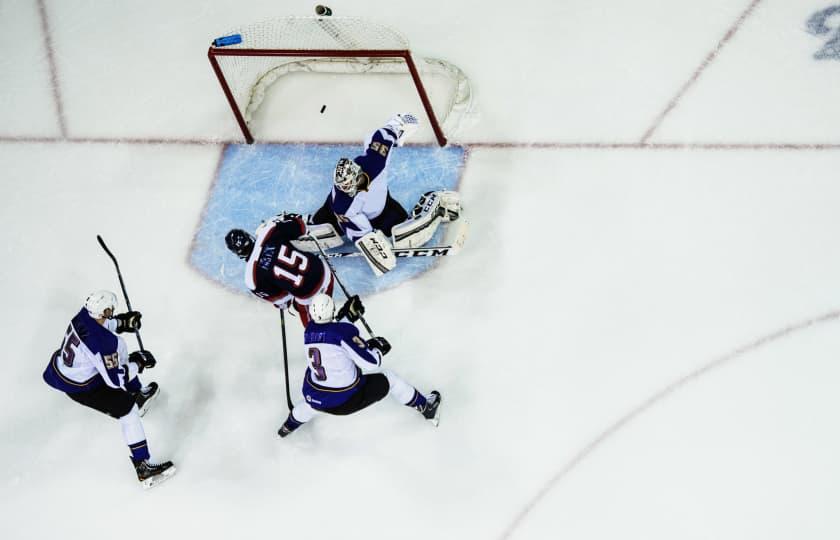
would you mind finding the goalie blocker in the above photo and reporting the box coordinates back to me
[355,230,397,276]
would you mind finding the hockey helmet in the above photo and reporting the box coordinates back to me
[334,158,362,196]
[225,229,255,260]
[308,293,335,324]
[85,290,118,319]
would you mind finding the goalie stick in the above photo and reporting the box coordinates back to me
[325,219,469,260]
[327,245,457,259]
[96,235,146,351]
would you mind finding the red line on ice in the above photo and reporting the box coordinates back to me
[36,0,67,138]
[639,0,766,144]
[499,309,840,539]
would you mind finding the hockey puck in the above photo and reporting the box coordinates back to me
[315,5,332,16]
[320,105,326,113]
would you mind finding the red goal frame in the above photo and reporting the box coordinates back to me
[208,47,448,146]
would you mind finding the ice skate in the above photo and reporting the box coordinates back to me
[277,414,303,438]
[133,382,159,417]
[131,457,176,489]
[421,390,442,427]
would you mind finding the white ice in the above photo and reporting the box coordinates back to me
[2,1,840,539]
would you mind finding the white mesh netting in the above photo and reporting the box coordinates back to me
[211,16,476,141]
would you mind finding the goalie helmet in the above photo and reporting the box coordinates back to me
[85,290,117,319]
[225,229,255,260]
[334,158,362,196]
[308,293,335,324]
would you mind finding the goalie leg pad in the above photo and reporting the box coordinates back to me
[392,191,454,249]
[291,222,344,252]
[355,230,396,276]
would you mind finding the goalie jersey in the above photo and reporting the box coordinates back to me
[328,124,402,241]
[245,215,330,308]
[43,309,136,393]
[301,319,383,410]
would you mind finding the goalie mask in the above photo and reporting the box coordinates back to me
[308,293,335,324]
[225,228,255,260]
[85,290,117,319]
[334,158,363,196]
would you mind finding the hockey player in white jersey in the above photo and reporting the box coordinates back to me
[42,291,176,488]
[308,113,462,275]
[277,294,442,437]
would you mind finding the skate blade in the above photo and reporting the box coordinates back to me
[426,404,442,427]
[140,466,177,490]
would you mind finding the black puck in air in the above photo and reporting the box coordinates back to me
[320,105,326,113]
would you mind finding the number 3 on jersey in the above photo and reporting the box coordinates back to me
[273,245,309,286]
[308,347,327,381]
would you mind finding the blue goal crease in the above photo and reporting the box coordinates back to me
[189,143,466,299]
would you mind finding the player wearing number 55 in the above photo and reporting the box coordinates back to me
[42,291,175,489]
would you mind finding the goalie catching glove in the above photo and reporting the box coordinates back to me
[336,295,365,322]
[129,350,157,373]
[114,311,142,334]
[384,113,419,146]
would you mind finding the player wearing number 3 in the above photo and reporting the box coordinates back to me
[277,293,442,437]
[225,213,334,326]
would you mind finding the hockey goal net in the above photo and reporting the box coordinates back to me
[208,16,473,146]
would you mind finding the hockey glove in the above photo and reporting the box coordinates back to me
[278,212,304,223]
[336,295,365,322]
[128,350,157,373]
[281,299,297,317]
[114,311,142,333]
[366,336,391,356]
[384,113,419,146]
[276,212,306,230]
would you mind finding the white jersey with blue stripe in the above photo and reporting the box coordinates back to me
[42,308,137,393]
[329,125,401,241]
[301,319,382,409]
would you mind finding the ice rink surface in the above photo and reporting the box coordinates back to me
[2,1,840,539]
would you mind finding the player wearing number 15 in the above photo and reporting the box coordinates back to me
[42,291,175,489]
[225,213,334,326]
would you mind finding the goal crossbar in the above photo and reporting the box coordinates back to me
[208,47,446,146]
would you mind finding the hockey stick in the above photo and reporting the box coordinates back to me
[326,245,457,259]
[279,309,293,411]
[306,233,375,337]
[96,235,145,351]
[323,219,469,259]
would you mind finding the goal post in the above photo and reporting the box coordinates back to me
[207,16,473,146]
